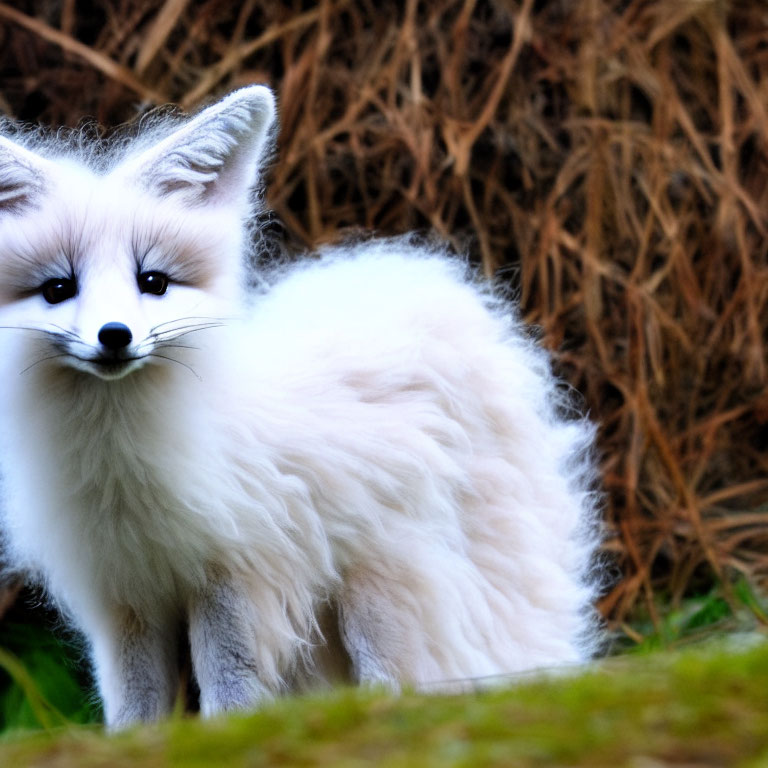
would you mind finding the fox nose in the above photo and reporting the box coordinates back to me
[98,322,133,350]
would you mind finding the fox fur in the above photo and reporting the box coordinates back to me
[0,86,601,728]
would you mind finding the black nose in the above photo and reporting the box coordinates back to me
[98,322,133,350]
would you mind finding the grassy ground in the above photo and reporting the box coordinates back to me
[0,638,766,767]
[1,583,766,766]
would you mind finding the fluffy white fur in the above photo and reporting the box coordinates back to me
[0,86,601,728]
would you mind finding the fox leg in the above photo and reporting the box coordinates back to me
[188,573,271,717]
[89,606,179,729]
[337,565,436,689]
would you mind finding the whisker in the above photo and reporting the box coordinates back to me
[148,353,203,381]
[154,319,226,331]
[44,323,81,340]
[0,324,82,344]
[135,340,200,355]
[153,324,225,342]
[151,321,224,336]
[19,353,69,375]
[0,324,64,336]
[150,315,231,333]
[156,343,200,351]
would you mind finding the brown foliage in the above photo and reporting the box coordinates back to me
[0,0,767,628]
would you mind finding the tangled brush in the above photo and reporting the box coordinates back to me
[0,0,766,629]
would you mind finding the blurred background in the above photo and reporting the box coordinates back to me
[0,0,766,729]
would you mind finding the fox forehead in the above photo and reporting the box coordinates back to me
[0,163,241,299]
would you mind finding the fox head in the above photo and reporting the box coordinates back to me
[0,86,275,381]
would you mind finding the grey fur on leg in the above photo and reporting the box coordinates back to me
[188,573,271,717]
[93,608,180,730]
[337,571,408,691]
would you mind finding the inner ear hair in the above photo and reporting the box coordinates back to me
[0,138,47,212]
[128,86,277,206]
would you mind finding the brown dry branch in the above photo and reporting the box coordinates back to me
[0,0,766,630]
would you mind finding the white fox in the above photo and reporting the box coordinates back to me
[0,86,600,728]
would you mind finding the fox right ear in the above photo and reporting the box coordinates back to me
[123,85,277,207]
[0,136,49,213]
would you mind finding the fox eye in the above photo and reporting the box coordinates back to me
[41,277,77,304]
[138,271,169,296]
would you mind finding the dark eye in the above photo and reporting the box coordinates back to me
[138,271,169,296]
[41,277,77,304]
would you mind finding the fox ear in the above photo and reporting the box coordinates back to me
[124,85,277,207]
[0,136,50,213]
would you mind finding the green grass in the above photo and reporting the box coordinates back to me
[1,581,767,765]
[613,577,768,654]
[0,640,766,766]
[0,620,99,732]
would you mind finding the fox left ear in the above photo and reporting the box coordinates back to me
[123,85,277,207]
[0,136,53,213]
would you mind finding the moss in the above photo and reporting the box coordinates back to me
[1,639,767,766]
